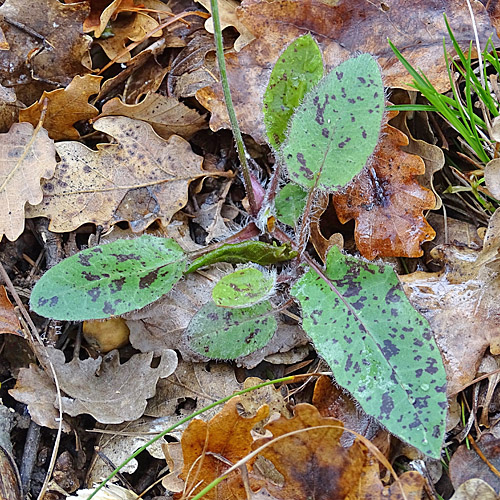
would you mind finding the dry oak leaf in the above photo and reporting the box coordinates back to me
[19,75,102,141]
[196,0,497,144]
[0,0,92,86]
[400,243,500,396]
[331,119,436,259]
[9,363,71,432]
[0,122,56,241]
[0,286,22,336]
[26,116,219,233]
[177,397,269,500]
[99,93,206,140]
[252,404,424,500]
[45,345,178,424]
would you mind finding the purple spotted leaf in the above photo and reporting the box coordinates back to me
[291,246,447,458]
[283,53,384,191]
[30,235,186,321]
[185,300,277,359]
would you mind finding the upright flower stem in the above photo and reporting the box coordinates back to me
[209,0,258,216]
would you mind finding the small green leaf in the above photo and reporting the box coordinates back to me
[186,241,297,274]
[274,184,307,227]
[283,53,384,191]
[185,301,277,359]
[264,33,323,150]
[291,247,447,458]
[212,267,275,308]
[30,235,186,321]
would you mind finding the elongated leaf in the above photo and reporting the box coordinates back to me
[263,33,323,150]
[274,184,307,227]
[185,301,277,359]
[212,267,275,308]
[283,53,384,190]
[186,241,297,274]
[291,247,447,458]
[30,235,186,321]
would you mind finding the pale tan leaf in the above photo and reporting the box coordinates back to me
[99,93,206,139]
[19,75,102,141]
[26,116,221,233]
[0,122,56,241]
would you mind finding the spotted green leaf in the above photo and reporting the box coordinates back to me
[283,53,384,191]
[186,241,297,274]
[185,300,277,359]
[274,184,307,227]
[291,246,447,458]
[212,267,275,308]
[264,33,323,150]
[30,235,186,321]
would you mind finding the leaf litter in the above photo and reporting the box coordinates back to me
[1,0,500,498]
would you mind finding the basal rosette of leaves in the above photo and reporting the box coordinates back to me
[29,33,447,459]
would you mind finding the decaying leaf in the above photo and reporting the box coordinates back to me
[401,242,500,396]
[252,403,424,499]
[332,119,436,259]
[47,346,177,423]
[449,478,498,500]
[178,397,269,499]
[99,93,206,139]
[0,122,56,241]
[19,75,101,141]
[0,0,92,86]
[197,0,497,144]
[26,116,220,233]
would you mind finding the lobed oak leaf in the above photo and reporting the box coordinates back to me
[19,75,102,141]
[26,116,223,233]
[0,122,56,241]
[196,0,497,144]
[331,119,436,259]
[47,346,178,424]
[0,0,92,86]
[99,93,206,140]
[177,397,269,499]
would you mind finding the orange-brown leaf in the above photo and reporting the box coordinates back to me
[178,397,269,499]
[0,286,22,336]
[331,120,436,259]
[19,75,101,141]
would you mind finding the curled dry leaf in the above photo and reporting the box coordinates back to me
[178,397,269,499]
[46,346,177,424]
[332,119,436,259]
[401,242,500,396]
[26,116,221,233]
[0,0,92,86]
[0,122,56,241]
[99,93,206,140]
[196,0,497,144]
[484,158,500,200]
[19,75,102,141]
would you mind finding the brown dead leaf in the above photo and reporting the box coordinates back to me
[450,478,499,500]
[0,122,56,241]
[196,0,497,144]
[198,0,255,52]
[331,119,436,259]
[26,116,220,233]
[178,397,269,499]
[43,346,178,424]
[99,93,206,140]
[252,403,423,500]
[96,12,162,63]
[0,286,22,336]
[0,84,20,133]
[9,363,71,432]
[0,0,92,86]
[401,241,500,396]
[19,75,101,141]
